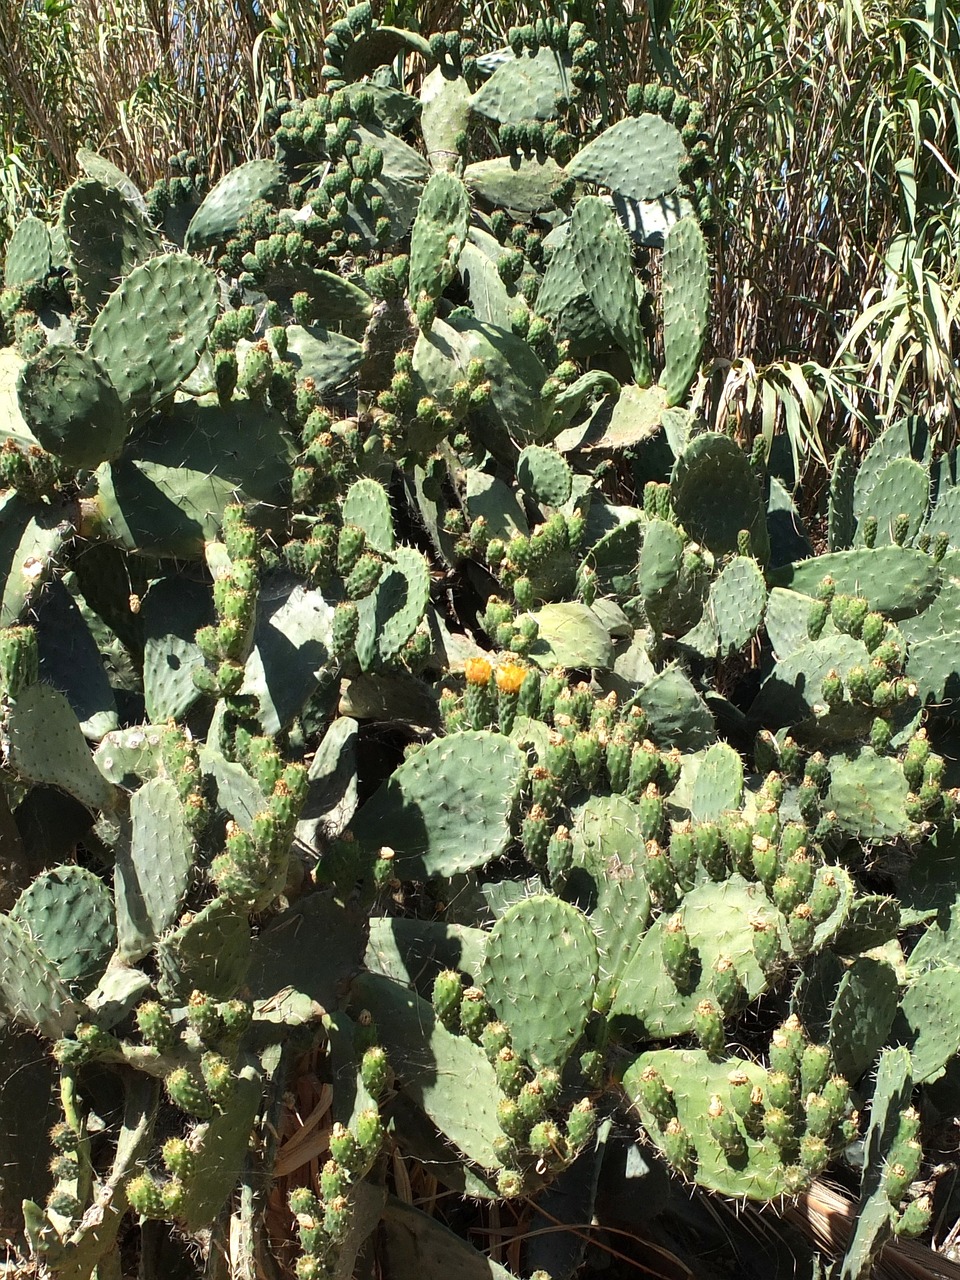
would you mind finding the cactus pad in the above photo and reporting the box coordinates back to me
[624,1049,801,1199]
[62,177,162,313]
[611,876,781,1034]
[17,346,127,469]
[661,217,709,406]
[115,777,195,960]
[0,912,78,1036]
[566,116,685,203]
[184,159,284,252]
[10,865,114,991]
[3,215,52,288]
[349,730,525,877]
[481,895,598,1068]
[3,682,117,812]
[87,252,219,417]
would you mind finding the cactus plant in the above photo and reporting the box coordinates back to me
[2,9,960,1277]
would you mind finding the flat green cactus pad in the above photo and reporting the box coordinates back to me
[471,47,571,124]
[3,682,117,812]
[349,730,525,877]
[623,1049,800,1200]
[610,875,780,1035]
[10,865,114,991]
[482,895,598,1068]
[352,972,503,1171]
[768,546,940,618]
[0,912,79,1037]
[566,115,685,203]
[184,159,285,252]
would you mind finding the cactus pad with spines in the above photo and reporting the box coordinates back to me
[349,730,525,877]
[87,252,219,418]
[610,877,783,1035]
[481,895,598,1069]
[566,115,686,203]
[661,216,709,406]
[17,346,127,469]
[10,865,114,991]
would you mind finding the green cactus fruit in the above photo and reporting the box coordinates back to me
[0,616,40,691]
[332,601,360,658]
[721,819,754,879]
[661,913,693,989]
[902,732,930,791]
[884,1152,920,1206]
[166,1068,213,1119]
[361,1046,392,1098]
[751,836,777,890]
[497,1096,528,1143]
[355,1108,384,1164]
[707,1094,746,1163]
[136,1000,176,1052]
[522,804,552,866]
[482,1021,511,1066]
[186,990,223,1042]
[201,1052,235,1108]
[432,969,463,1031]
[800,1044,832,1098]
[644,840,678,908]
[128,1174,166,1220]
[329,1122,362,1177]
[668,824,698,889]
[337,524,366,576]
[496,1044,527,1095]
[803,1091,834,1139]
[693,999,724,1057]
[861,611,885,651]
[495,662,527,734]
[661,1117,697,1179]
[800,1134,830,1176]
[788,904,816,956]
[459,986,490,1042]
[496,1168,525,1198]
[896,1195,933,1238]
[605,729,632,793]
[517,1080,547,1127]
[635,1064,677,1126]
[773,873,804,915]
[769,1017,805,1081]
[566,1098,596,1151]
[546,825,573,885]
[694,822,726,880]
[463,657,495,731]
[573,731,603,790]
[822,1074,850,1122]
[323,1194,351,1242]
[317,1161,346,1203]
[345,552,382,600]
[162,1138,197,1183]
[763,1105,796,1154]
[627,741,661,798]
[155,1176,182,1220]
[529,1120,566,1167]
[751,916,783,977]
[712,955,744,1014]
[765,1070,796,1114]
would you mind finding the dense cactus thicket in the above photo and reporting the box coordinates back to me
[2,6,960,1278]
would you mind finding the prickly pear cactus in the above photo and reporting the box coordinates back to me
[0,7,958,1278]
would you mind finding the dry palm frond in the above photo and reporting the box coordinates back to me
[740,1178,960,1280]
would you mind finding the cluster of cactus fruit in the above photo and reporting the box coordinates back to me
[2,5,960,1278]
